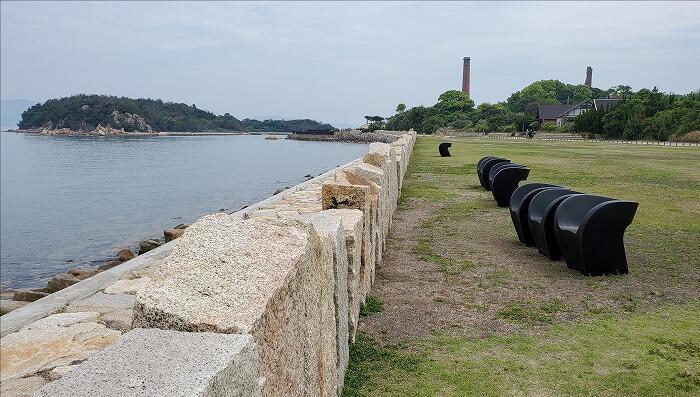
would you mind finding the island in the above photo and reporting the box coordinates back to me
[14,94,336,135]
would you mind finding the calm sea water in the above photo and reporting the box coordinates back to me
[0,132,366,289]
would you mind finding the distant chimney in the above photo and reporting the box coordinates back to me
[585,66,593,87]
[462,57,471,97]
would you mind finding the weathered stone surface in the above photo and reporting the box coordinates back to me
[323,171,378,301]
[342,163,387,264]
[0,312,119,382]
[45,273,81,293]
[64,292,135,315]
[0,300,28,315]
[323,209,363,343]
[98,308,133,332]
[138,239,161,255]
[310,211,349,395]
[34,328,260,397]
[363,142,398,219]
[46,364,78,381]
[133,213,337,396]
[116,248,134,262]
[173,223,189,230]
[97,260,122,271]
[68,267,101,280]
[11,289,48,302]
[0,375,45,397]
[163,228,185,242]
[104,277,151,295]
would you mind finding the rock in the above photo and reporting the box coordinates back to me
[0,376,46,397]
[0,299,28,315]
[104,277,151,295]
[116,249,134,262]
[64,292,136,315]
[46,364,78,381]
[310,211,350,394]
[12,289,49,302]
[67,268,101,280]
[97,260,122,271]
[322,173,376,302]
[273,187,287,195]
[138,239,161,255]
[1,289,17,300]
[173,223,189,230]
[133,213,338,396]
[45,273,81,293]
[33,329,260,397]
[163,228,185,242]
[98,309,134,332]
[0,312,119,382]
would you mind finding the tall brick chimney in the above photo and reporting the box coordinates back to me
[462,57,471,98]
[585,66,593,87]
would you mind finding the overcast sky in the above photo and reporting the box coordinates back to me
[1,1,699,126]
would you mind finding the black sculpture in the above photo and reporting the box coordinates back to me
[527,188,580,260]
[554,194,638,275]
[490,165,530,207]
[509,183,561,246]
[478,157,510,190]
[439,142,452,157]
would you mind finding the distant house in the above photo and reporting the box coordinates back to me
[537,98,620,126]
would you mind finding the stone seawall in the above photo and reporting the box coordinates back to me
[288,129,408,144]
[2,131,416,397]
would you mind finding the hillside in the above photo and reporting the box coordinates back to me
[16,95,335,134]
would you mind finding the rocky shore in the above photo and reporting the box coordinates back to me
[0,223,190,316]
[10,128,248,136]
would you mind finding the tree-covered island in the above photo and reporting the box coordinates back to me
[15,94,336,134]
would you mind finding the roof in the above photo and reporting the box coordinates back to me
[537,104,576,120]
[593,98,621,111]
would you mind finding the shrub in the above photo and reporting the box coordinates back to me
[672,131,700,143]
[541,123,557,132]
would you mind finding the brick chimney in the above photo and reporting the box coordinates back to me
[585,66,593,87]
[462,57,471,97]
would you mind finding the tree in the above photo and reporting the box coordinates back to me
[395,103,406,113]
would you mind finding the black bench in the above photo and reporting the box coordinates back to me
[478,157,510,190]
[554,194,638,275]
[527,188,580,260]
[439,142,452,157]
[490,164,530,207]
[509,183,561,246]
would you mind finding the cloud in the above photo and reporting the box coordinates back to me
[2,1,699,125]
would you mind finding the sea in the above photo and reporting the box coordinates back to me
[0,132,366,289]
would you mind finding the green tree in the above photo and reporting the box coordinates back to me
[395,103,406,113]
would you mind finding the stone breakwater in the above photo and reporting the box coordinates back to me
[0,131,416,397]
[288,129,408,143]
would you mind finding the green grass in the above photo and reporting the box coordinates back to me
[344,136,700,396]
[360,295,384,317]
[344,304,700,397]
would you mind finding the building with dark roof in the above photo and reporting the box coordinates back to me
[538,98,621,126]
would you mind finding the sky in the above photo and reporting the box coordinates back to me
[1,1,699,127]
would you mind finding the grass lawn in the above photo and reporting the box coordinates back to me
[344,136,700,397]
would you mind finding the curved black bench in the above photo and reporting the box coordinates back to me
[488,162,525,188]
[527,188,580,260]
[478,157,510,190]
[509,183,561,246]
[554,194,638,275]
[490,165,530,207]
[439,142,452,157]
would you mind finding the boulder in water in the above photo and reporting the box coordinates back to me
[117,249,135,262]
[138,239,162,255]
[45,273,81,293]
[164,228,185,242]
